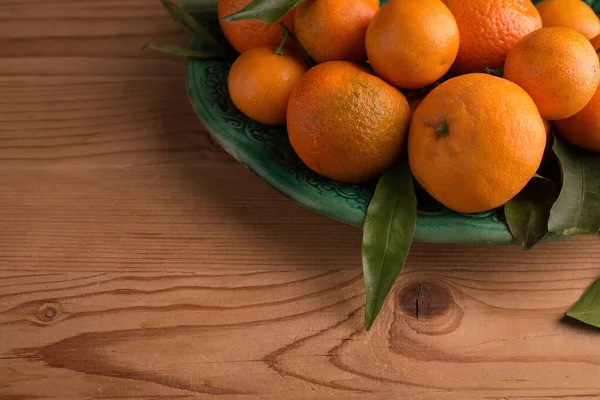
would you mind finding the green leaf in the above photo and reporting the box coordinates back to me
[220,0,303,24]
[178,0,218,16]
[160,0,224,49]
[566,278,600,329]
[505,175,558,251]
[362,163,417,331]
[548,138,600,236]
[143,43,228,58]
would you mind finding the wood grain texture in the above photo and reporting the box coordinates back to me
[2,1,600,399]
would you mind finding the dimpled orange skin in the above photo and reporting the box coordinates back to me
[408,74,547,214]
[228,47,307,125]
[365,0,459,89]
[294,0,378,63]
[536,0,600,40]
[287,61,410,183]
[218,0,296,54]
[504,27,600,120]
[443,0,542,73]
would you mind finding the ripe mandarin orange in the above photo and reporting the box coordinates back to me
[218,0,296,54]
[504,27,600,120]
[228,47,307,125]
[555,46,600,151]
[287,61,410,183]
[536,0,600,40]
[443,0,542,73]
[294,0,378,63]
[365,0,459,89]
[408,73,546,213]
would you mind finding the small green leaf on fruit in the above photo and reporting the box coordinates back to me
[220,0,303,24]
[505,175,558,251]
[566,278,600,329]
[362,163,417,331]
[548,137,600,236]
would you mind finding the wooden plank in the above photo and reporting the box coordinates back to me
[2,0,600,398]
[1,168,600,398]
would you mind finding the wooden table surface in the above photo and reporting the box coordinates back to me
[2,1,600,399]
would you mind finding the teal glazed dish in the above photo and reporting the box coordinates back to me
[185,0,600,244]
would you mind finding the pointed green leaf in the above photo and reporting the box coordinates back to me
[160,0,224,49]
[566,278,600,329]
[143,43,227,58]
[548,138,600,236]
[362,163,417,331]
[505,175,558,251]
[220,0,303,24]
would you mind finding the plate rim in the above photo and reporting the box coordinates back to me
[185,48,517,245]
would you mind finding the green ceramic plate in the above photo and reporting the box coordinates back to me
[185,0,600,244]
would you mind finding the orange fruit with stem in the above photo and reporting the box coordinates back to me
[443,0,542,73]
[294,0,378,63]
[365,0,459,89]
[504,27,600,120]
[218,0,296,54]
[408,73,546,214]
[228,45,307,125]
[536,0,600,40]
[287,61,410,183]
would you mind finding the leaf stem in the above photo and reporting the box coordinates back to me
[143,43,233,59]
[275,30,289,55]
[278,21,316,67]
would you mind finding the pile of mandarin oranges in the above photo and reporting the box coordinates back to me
[220,0,600,214]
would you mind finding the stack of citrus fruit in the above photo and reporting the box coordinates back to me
[220,0,600,214]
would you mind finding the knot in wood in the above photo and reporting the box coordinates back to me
[397,281,452,320]
[37,303,60,322]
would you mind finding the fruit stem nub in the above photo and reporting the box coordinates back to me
[435,123,449,138]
